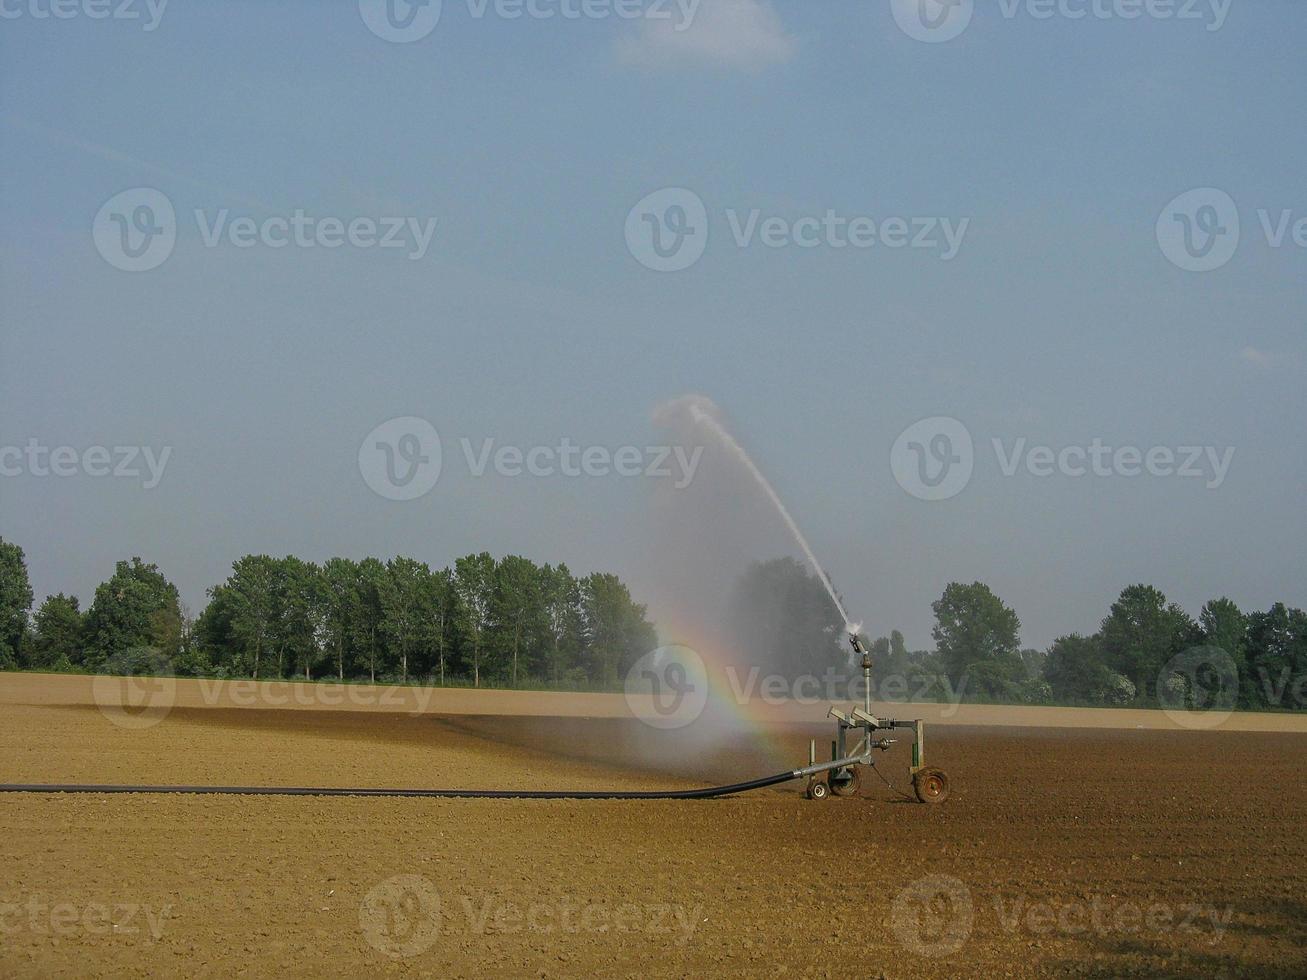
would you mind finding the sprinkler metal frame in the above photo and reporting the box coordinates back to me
[798,634,950,804]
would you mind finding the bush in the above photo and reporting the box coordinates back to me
[1100,672,1136,706]
[102,646,174,677]
[1019,679,1053,705]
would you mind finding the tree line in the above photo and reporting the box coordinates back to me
[733,558,1306,712]
[875,580,1305,711]
[0,537,656,689]
[3,537,1303,710]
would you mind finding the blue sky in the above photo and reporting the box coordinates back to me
[1,0,1303,650]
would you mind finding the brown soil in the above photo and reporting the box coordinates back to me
[1,674,1304,978]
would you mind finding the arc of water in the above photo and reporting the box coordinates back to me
[687,403,854,633]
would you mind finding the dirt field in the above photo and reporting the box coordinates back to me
[2,674,1305,978]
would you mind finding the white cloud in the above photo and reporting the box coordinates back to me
[615,0,797,72]
[1239,347,1302,372]
[1239,350,1280,371]
[1239,346,1274,369]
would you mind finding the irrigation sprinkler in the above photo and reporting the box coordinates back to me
[798,633,950,804]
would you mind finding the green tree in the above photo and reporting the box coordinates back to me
[493,555,542,688]
[322,557,359,681]
[931,581,1022,692]
[1099,584,1196,701]
[352,557,387,683]
[1042,633,1119,703]
[270,557,324,680]
[1199,597,1249,706]
[425,566,454,685]
[193,584,235,675]
[82,558,182,670]
[1018,648,1046,680]
[540,563,582,686]
[580,572,657,686]
[224,555,278,679]
[730,557,848,680]
[1244,603,1307,710]
[454,553,495,687]
[0,538,34,667]
[381,557,428,683]
[866,628,917,690]
[29,593,82,669]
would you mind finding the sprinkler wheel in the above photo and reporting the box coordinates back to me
[827,766,862,798]
[912,767,950,804]
[805,777,829,800]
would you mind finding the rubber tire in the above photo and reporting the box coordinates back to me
[828,766,862,798]
[912,767,950,804]
[806,778,829,800]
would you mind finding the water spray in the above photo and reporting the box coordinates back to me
[658,395,951,803]
[1,398,950,805]
[679,398,855,632]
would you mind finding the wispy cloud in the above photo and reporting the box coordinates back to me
[1239,346,1299,372]
[1,111,271,210]
[615,0,796,72]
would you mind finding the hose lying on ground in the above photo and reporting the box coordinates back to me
[0,770,802,800]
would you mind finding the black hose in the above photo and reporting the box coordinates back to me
[0,770,801,800]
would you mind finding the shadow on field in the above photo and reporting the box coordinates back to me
[1045,897,1307,979]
